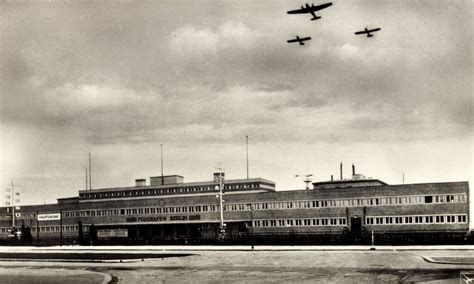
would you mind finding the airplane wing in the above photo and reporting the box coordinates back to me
[367,28,381,33]
[312,2,332,11]
[287,2,332,14]
[287,8,307,14]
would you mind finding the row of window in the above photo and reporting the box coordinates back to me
[253,218,347,228]
[366,214,468,225]
[63,205,218,218]
[5,193,467,220]
[0,225,84,233]
[59,193,467,219]
[80,182,263,199]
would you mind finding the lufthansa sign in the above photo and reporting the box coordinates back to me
[38,213,61,221]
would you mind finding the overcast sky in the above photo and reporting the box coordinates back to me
[0,0,472,207]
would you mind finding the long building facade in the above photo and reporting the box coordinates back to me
[0,172,470,245]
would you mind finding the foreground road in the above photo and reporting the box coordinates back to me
[0,246,473,283]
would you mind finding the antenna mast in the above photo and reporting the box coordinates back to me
[246,136,249,179]
[88,153,92,190]
[161,144,164,185]
[295,174,313,190]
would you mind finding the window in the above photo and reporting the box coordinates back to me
[424,196,433,203]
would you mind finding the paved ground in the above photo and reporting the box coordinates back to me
[0,246,472,283]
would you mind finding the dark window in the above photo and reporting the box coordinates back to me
[424,196,433,203]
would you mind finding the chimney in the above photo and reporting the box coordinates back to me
[340,162,343,180]
[331,175,333,181]
[352,164,355,176]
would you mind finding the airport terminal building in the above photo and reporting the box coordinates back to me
[0,170,470,245]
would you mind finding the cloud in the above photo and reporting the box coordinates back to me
[44,83,142,115]
[0,1,471,148]
[170,21,261,57]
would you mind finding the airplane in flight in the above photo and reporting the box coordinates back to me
[287,36,312,45]
[287,2,333,21]
[354,27,381,37]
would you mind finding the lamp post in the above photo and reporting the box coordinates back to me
[216,169,225,241]
[9,180,20,229]
[250,205,254,250]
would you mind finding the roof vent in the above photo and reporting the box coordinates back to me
[135,179,146,187]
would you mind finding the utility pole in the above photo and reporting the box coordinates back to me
[89,153,92,190]
[11,179,15,228]
[36,210,39,245]
[59,209,63,247]
[85,168,88,190]
[161,144,164,185]
[246,136,249,179]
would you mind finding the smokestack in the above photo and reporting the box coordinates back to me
[340,162,343,180]
[331,175,333,181]
[352,164,355,176]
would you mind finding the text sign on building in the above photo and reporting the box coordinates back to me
[126,215,201,223]
[37,213,61,221]
[97,229,128,238]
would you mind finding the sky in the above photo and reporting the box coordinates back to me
[0,1,472,211]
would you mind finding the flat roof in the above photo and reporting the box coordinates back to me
[312,179,388,186]
[78,177,275,194]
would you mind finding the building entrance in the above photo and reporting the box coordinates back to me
[351,217,362,232]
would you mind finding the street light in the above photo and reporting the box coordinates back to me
[250,204,254,250]
[215,169,226,241]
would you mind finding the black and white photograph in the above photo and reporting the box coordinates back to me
[0,0,472,283]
